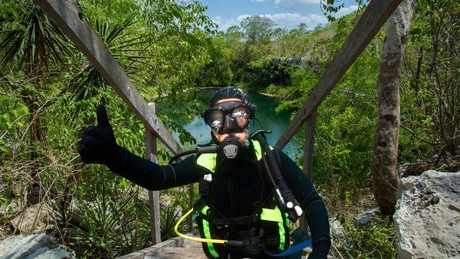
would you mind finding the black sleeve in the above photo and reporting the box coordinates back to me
[105,146,200,190]
[276,150,331,255]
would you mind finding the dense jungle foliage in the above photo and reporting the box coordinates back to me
[0,0,458,258]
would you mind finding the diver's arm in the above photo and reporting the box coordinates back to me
[276,150,331,258]
[107,147,199,190]
[78,105,200,190]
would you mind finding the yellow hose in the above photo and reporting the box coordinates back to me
[174,208,227,244]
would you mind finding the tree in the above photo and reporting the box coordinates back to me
[320,0,367,21]
[196,36,233,87]
[405,0,460,159]
[0,0,73,184]
[222,25,249,85]
[372,0,415,215]
[240,15,276,45]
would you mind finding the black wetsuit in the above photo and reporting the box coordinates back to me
[106,140,330,258]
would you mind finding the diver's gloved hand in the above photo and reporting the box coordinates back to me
[78,105,122,166]
[308,241,330,259]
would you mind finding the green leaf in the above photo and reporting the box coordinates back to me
[0,138,9,154]
[0,146,9,154]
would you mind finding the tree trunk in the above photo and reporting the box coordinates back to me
[372,0,415,215]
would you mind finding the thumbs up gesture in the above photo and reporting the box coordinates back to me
[78,105,118,165]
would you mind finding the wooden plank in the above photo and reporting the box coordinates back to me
[275,0,403,149]
[36,0,183,155]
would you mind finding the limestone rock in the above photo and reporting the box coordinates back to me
[0,233,74,259]
[329,218,345,239]
[394,170,460,258]
[353,208,381,227]
[10,203,53,234]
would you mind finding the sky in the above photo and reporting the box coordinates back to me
[197,0,360,32]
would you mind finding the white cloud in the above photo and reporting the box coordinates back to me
[237,14,251,23]
[274,0,320,10]
[210,1,358,32]
[212,16,240,32]
[333,5,359,18]
[212,12,329,32]
[262,12,328,30]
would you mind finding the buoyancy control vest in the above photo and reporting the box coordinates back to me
[194,139,291,258]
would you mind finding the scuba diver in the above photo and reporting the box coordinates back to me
[78,86,331,258]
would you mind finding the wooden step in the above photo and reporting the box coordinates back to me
[119,232,206,259]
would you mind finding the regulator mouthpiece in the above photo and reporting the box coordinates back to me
[219,137,245,160]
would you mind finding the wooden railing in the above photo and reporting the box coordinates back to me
[37,0,403,247]
[36,0,185,245]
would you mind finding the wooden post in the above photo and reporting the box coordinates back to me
[146,103,161,244]
[188,184,194,232]
[303,111,317,179]
[300,111,317,231]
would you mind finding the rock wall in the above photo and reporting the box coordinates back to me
[394,170,460,258]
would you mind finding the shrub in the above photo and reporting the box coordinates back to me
[335,214,397,259]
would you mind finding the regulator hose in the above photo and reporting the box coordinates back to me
[252,131,303,222]
[169,145,218,164]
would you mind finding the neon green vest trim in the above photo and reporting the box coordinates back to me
[260,207,283,222]
[197,153,217,172]
[260,206,288,250]
[253,139,263,160]
[200,206,219,258]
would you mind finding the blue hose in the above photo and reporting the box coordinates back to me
[263,238,312,257]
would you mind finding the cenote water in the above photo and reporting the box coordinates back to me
[162,89,301,154]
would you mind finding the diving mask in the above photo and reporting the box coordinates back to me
[203,102,255,134]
